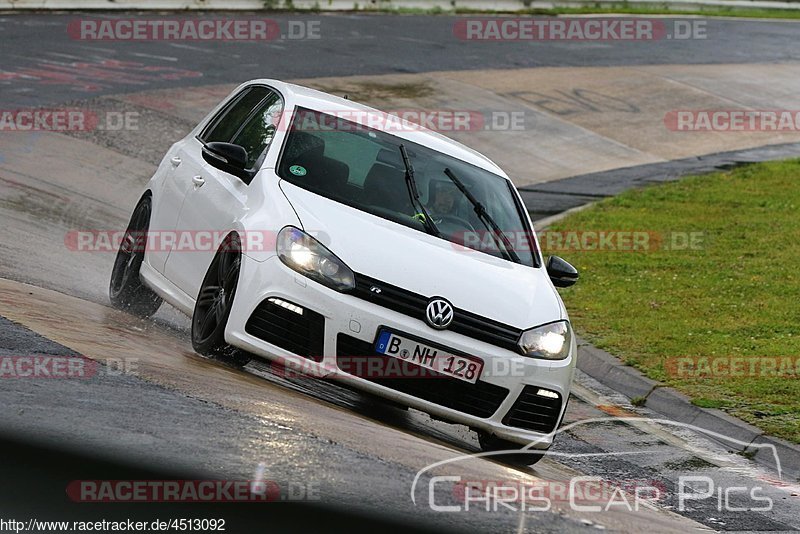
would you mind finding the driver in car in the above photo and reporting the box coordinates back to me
[426,180,460,224]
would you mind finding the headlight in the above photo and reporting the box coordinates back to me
[517,321,572,360]
[277,226,355,292]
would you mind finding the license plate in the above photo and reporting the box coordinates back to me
[375,330,483,384]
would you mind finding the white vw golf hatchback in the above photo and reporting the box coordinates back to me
[110,80,579,464]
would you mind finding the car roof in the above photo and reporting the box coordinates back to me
[245,79,509,180]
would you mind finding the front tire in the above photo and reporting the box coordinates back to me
[191,234,243,359]
[478,433,546,467]
[109,196,163,318]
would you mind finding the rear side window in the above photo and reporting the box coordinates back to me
[201,86,270,144]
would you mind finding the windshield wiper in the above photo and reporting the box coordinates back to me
[443,167,521,264]
[399,144,440,237]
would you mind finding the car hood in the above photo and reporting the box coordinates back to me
[279,182,564,330]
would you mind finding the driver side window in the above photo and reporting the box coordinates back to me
[200,86,284,172]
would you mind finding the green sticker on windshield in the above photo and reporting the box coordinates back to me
[289,165,307,177]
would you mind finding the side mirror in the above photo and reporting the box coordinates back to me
[202,142,254,184]
[547,255,579,287]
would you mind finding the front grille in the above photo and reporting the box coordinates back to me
[350,273,522,352]
[336,334,508,418]
[502,386,563,433]
[245,298,325,362]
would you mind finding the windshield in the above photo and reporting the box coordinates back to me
[277,107,538,267]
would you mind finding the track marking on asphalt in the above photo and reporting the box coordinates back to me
[571,378,796,490]
[594,404,635,418]
[167,43,209,52]
[294,63,800,185]
[130,52,179,62]
[90,62,800,187]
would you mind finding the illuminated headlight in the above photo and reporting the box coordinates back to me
[277,226,355,292]
[517,321,572,360]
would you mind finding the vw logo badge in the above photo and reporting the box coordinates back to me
[426,298,454,330]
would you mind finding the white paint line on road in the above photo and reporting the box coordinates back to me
[570,377,790,486]
[130,52,179,62]
[168,42,210,52]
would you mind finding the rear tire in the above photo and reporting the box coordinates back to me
[109,196,163,318]
[478,433,546,467]
[191,234,247,363]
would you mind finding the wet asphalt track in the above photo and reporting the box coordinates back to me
[3,14,800,108]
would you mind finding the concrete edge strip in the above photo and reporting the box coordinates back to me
[576,343,800,477]
[524,140,800,222]
[574,338,799,477]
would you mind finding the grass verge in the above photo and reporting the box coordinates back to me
[542,160,800,443]
[276,4,800,20]
[38,0,800,19]
[459,6,800,19]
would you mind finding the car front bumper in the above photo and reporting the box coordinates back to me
[226,254,576,449]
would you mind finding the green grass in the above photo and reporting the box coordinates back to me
[456,6,800,19]
[265,4,800,20]
[544,160,800,443]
